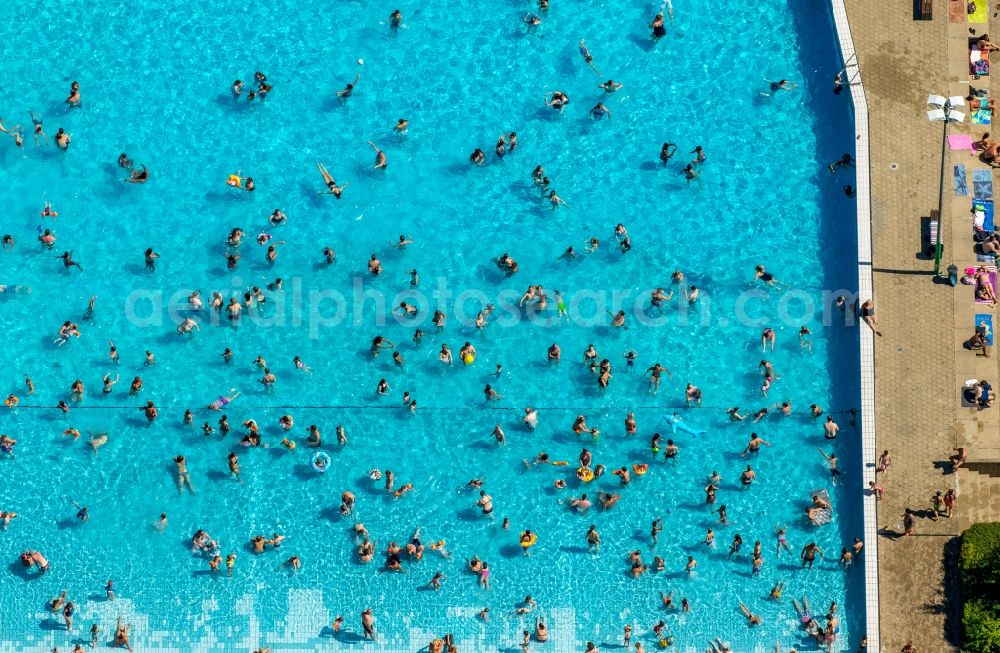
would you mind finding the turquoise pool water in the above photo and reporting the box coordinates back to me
[0,0,862,651]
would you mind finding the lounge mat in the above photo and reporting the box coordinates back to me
[975,108,993,124]
[956,164,970,196]
[974,168,994,199]
[809,489,832,525]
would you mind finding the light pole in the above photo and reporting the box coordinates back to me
[927,94,966,275]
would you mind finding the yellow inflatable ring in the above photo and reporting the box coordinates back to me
[632,464,648,475]
[520,533,538,548]
[576,467,595,483]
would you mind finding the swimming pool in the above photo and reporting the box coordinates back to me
[0,0,862,651]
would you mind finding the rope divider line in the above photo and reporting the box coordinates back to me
[0,404,862,413]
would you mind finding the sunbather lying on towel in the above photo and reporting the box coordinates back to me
[966,330,988,350]
[976,35,1000,52]
[969,95,997,111]
[979,134,1000,161]
[975,265,998,304]
[976,234,1000,254]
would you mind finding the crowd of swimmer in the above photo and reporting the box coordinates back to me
[0,6,864,653]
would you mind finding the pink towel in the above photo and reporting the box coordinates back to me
[950,133,976,153]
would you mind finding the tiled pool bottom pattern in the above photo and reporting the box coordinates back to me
[1,600,785,653]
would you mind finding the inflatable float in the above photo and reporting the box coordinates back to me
[667,413,706,437]
[311,451,331,472]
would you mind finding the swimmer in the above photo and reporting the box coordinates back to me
[368,253,382,275]
[659,142,677,166]
[58,250,83,270]
[394,118,409,133]
[578,39,600,73]
[683,164,699,184]
[739,602,762,626]
[650,12,667,40]
[545,91,570,111]
[125,164,149,183]
[29,111,47,145]
[799,325,812,351]
[177,317,199,335]
[88,432,109,454]
[282,555,300,574]
[590,103,611,120]
[368,141,387,169]
[114,617,132,651]
[754,264,786,288]
[764,78,798,94]
[600,79,622,92]
[316,163,349,197]
[818,448,841,484]
[761,327,776,351]
[645,363,672,395]
[337,74,361,99]
[389,8,403,33]
[54,128,71,150]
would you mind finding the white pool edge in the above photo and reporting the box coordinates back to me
[828,0,879,650]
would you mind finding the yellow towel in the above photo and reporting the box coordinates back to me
[970,0,989,24]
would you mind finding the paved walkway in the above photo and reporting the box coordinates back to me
[841,0,1000,650]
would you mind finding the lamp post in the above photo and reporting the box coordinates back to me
[927,95,966,275]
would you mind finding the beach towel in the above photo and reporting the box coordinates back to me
[953,0,971,21]
[970,0,989,24]
[956,165,971,196]
[948,0,968,23]
[976,313,994,345]
[974,198,995,231]
[974,168,994,199]
[975,108,993,124]
[972,48,991,76]
[950,133,976,152]
[974,266,998,304]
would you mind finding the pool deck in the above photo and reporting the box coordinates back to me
[841,0,1000,650]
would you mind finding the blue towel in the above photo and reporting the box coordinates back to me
[974,168,994,200]
[977,313,994,345]
[956,164,970,196]
[975,199,995,231]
